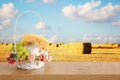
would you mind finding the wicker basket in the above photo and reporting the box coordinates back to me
[17,61,45,69]
[10,10,51,69]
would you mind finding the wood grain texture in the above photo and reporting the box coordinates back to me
[0,62,120,80]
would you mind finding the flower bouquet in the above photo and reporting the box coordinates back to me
[7,40,52,69]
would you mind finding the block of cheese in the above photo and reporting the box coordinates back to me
[22,34,49,50]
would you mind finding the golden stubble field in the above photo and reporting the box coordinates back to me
[48,43,120,62]
[51,48,120,62]
[0,42,120,62]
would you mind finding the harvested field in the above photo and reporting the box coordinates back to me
[0,43,120,62]
[51,49,120,62]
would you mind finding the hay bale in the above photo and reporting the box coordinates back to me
[118,44,120,47]
[68,42,92,54]
[56,44,59,47]
[81,43,92,54]
[49,43,52,46]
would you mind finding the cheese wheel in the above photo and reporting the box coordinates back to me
[22,34,49,50]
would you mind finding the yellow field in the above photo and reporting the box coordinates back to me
[0,43,13,62]
[51,48,120,62]
[48,43,120,62]
[0,43,120,62]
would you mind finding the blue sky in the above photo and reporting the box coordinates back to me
[0,0,120,43]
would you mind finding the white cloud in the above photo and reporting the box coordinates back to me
[0,19,11,30]
[2,19,11,27]
[49,35,58,43]
[0,3,17,31]
[0,3,17,19]
[82,34,120,43]
[62,1,120,22]
[35,22,52,37]
[35,21,46,30]
[42,0,55,4]
[112,21,120,26]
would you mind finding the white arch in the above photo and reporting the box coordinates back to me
[14,10,45,52]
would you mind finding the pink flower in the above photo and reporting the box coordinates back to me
[8,59,16,64]
[40,58,46,62]
[40,55,46,62]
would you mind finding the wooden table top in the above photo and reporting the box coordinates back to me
[0,62,120,80]
[0,62,120,75]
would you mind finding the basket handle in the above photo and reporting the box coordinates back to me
[14,10,45,53]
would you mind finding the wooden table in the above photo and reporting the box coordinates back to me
[0,62,120,80]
